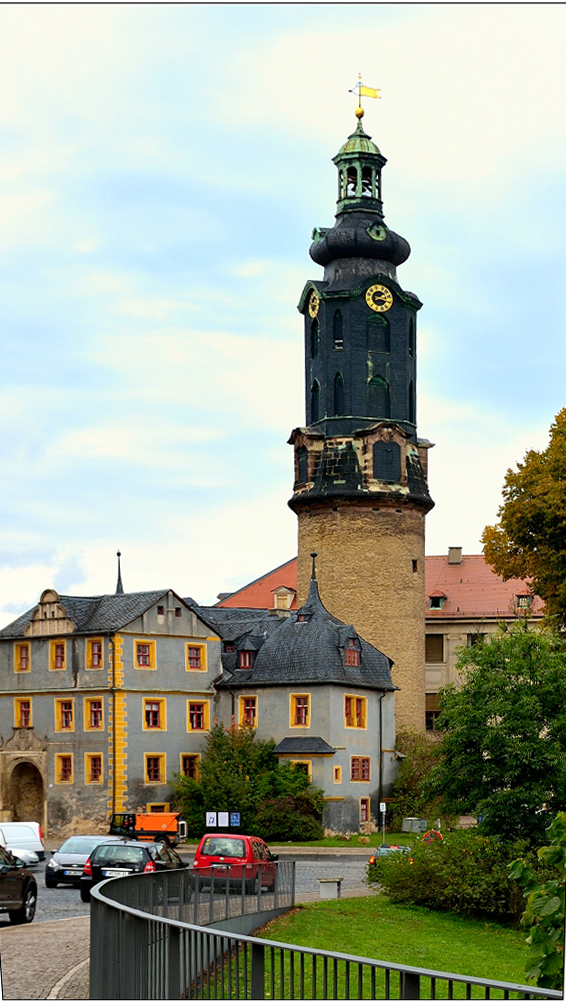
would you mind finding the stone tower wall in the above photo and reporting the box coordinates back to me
[297,501,426,732]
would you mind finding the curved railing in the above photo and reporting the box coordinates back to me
[89,864,562,1000]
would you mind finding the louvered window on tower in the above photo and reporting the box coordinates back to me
[367,315,390,353]
[333,310,343,350]
[373,441,401,482]
[333,373,345,416]
[310,318,320,358]
[361,166,372,197]
[311,380,320,422]
[367,375,390,418]
[346,166,357,196]
[297,446,308,484]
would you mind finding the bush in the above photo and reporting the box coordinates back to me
[389,729,455,830]
[368,829,539,924]
[255,794,323,842]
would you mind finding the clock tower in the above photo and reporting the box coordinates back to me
[288,108,434,732]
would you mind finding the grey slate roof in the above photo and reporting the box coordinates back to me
[274,737,336,755]
[0,590,175,639]
[213,577,395,692]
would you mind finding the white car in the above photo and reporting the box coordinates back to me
[0,822,45,862]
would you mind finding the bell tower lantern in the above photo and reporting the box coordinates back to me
[288,101,434,732]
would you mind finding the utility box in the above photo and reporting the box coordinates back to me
[402,817,427,833]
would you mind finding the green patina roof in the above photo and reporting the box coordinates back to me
[334,120,381,158]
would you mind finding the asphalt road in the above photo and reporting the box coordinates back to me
[0,852,372,925]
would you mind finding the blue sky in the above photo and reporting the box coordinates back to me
[0,3,565,623]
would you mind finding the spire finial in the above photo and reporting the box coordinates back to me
[310,551,318,580]
[115,550,124,595]
[348,74,381,121]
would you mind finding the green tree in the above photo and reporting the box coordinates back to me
[169,722,324,841]
[427,625,566,843]
[388,729,453,830]
[509,811,566,989]
[482,407,566,627]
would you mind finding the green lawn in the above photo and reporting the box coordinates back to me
[267,832,415,849]
[258,895,530,992]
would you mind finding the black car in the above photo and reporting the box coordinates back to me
[80,838,188,901]
[0,845,37,924]
[45,834,126,887]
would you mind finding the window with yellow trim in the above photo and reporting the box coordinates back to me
[344,695,367,729]
[350,756,371,781]
[55,698,74,732]
[14,642,30,673]
[14,698,32,728]
[49,640,66,671]
[55,753,73,783]
[239,695,257,727]
[290,759,312,779]
[134,639,156,670]
[143,697,166,730]
[85,753,103,784]
[84,697,104,731]
[147,802,170,813]
[186,642,207,671]
[360,797,371,823]
[181,753,200,780]
[144,753,166,784]
[333,766,342,784]
[187,701,210,732]
[290,693,310,728]
[86,638,104,670]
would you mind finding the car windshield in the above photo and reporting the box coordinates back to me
[60,837,105,854]
[93,845,145,864]
[200,838,245,858]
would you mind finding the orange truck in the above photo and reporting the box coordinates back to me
[109,812,187,846]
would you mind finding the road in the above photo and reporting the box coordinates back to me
[0,851,372,925]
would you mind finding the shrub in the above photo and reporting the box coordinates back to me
[255,794,323,841]
[368,829,538,924]
[388,729,456,831]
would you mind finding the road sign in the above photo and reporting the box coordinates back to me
[206,811,217,827]
[380,802,387,813]
[230,811,241,827]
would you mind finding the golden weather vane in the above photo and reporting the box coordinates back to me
[348,73,381,119]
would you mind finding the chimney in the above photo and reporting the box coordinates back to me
[448,546,462,565]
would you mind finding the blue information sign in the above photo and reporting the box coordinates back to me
[230,811,241,827]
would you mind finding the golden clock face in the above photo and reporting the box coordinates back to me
[308,291,320,318]
[366,284,393,313]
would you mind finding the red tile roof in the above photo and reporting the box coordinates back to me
[216,554,543,620]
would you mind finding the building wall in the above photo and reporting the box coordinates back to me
[297,501,426,733]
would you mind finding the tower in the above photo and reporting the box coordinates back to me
[288,106,434,732]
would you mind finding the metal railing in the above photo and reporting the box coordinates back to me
[90,863,563,1000]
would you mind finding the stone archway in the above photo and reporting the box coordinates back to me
[9,762,43,824]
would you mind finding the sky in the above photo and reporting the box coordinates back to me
[0,2,565,624]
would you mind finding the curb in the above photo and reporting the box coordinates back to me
[46,958,89,1000]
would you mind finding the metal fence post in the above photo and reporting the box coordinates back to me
[400,971,420,999]
[167,925,181,1000]
[250,941,265,1000]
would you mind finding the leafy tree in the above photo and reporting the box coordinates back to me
[482,407,566,626]
[509,811,566,989]
[169,722,324,841]
[388,729,455,830]
[427,625,566,843]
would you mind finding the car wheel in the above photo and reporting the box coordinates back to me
[45,874,58,888]
[155,835,170,845]
[80,885,91,903]
[9,886,36,925]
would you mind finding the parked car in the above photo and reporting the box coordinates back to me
[0,828,38,867]
[0,822,45,861]
[80,838,188,902]
[0,845,37,924]
[368,844,411,866]
[45,835,125,887]
[192,833,278,892]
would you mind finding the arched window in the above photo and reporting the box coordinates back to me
[333,310,343,350]
[367,375,390,418]
[333,372,345,416]
[408,380,415,423]
[408,316,415,358]
[297,446,308,483]
[311,380,320,423]
[361,166,372,197]
[346,166,357,197]
[310,318,320,358]
[373,441,401,482]
[338,169,346,200]
[367,315,390,353]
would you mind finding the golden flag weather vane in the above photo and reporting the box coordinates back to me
[348,73,381,119]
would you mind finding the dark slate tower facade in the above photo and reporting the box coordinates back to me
[288,108,434,731]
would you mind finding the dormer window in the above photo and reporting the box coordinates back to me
[429,595,447,610]
[344,638,360,667]
[239,651,254,669]
[516,594,532,609]
[223,641,234,654]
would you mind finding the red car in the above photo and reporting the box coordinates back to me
[192,833,278,892]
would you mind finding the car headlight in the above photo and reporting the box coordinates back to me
[46,859,58,870]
